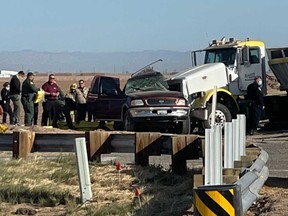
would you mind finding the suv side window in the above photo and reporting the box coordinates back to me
[91,77,100,93]
[100,77,120,96]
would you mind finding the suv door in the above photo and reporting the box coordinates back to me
[95,77,125,120]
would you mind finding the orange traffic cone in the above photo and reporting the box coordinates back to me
[135,187,141,197]
[116,162,122,171]
[116,162,122,185]
[135,187,142,207]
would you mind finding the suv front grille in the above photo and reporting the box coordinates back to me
[146,98,177,106]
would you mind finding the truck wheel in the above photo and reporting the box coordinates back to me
[202,103,232,129]
[124,112,135,131]
[175,118,191,134]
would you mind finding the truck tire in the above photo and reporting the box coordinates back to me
[123,111,135,131]
[202,103,232,129]
[175,118,191,134]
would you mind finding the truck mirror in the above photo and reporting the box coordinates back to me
[242,46,250,65]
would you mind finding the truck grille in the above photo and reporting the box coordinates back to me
[146,98,177,105]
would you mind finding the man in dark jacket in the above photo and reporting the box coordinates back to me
[1,82,13,124]
[246,76,265,135]
[9,70,25,125]
[21,72,40,126]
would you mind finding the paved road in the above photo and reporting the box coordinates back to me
[246,130,288,178]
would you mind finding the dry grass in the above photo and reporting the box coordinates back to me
[0,155,196,216]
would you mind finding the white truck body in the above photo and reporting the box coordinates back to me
[170,63,229,101]
[167,38,266,129]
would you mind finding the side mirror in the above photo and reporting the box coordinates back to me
[241,46,250,66]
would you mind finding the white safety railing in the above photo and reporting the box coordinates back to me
[204,114,269,213]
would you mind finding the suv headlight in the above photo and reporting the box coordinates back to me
[131,99,144,106]
[176,98,186,106]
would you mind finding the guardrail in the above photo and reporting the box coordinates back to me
[0,130,203,175]
[194,115,269,215]
[236,149,269,213]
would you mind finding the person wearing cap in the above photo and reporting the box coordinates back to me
[9,70,25,125]
[1,82,13,124]
[21,72,40,126]
[246,76,265,135]
[41,74,61,126]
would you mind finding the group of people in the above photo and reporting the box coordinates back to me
[1,71,89,129]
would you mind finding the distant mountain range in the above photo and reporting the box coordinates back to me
[0,50,193,74]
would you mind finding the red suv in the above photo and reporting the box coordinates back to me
[87,70,190,134]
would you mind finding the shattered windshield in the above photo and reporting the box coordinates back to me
[205,48,236,66]
[125,73,169,94]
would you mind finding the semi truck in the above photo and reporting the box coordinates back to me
[168,37,286,130]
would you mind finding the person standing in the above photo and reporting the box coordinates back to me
[63,83,78,129]
[41,74,60,127]
[1,82,14,124]
[21,72,40,126]
[77,79,89,123]
[246,76,265,135]
[9,70,25,125]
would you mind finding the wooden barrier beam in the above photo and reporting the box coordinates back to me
[12,131,35,158]
[135,132,162,166]
[245,148,261,156]
[85,131,112,161]
[223,175,239,184]
[171,135,200,175]
[193,174,204,189]
[223,168,242,176]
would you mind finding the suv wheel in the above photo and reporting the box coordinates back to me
[124,112,135,131]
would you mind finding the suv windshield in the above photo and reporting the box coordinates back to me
[125,72,169,94]
[205,48,236,66]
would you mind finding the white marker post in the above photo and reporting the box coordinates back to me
[75,137,92,203]
[211,86,218,126]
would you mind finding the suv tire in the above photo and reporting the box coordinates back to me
[124,111,135,131]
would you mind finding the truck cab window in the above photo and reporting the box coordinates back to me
[249,48,260,64]
[205,48,236,66]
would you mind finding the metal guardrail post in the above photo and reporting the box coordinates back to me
[209,127,215,185]
[215,125,222,185]
[75,137,92,203]
[204,129,211,185]
[211,86,218,126]
[205,125,222,185]
[224,122,233,168]
[238,114,246,156]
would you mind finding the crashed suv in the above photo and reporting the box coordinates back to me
[87,70,190,134]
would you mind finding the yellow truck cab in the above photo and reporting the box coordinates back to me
[168,37,266,129]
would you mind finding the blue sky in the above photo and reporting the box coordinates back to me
[0,1,287,52]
